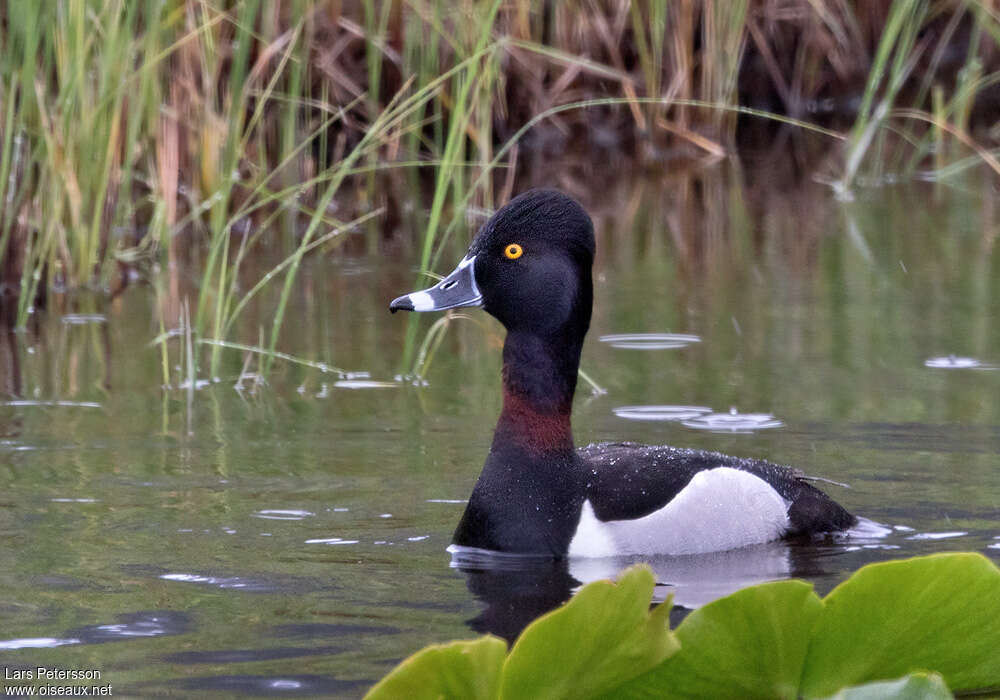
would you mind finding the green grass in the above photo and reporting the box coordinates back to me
[2,0,1000,382]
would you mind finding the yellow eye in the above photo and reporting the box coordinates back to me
[504,244,523,260]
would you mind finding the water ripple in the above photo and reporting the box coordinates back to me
[333,379,398,389]
[176,674,366,696]
[613,405,712,422]
[160,573,273,591]
[66,611,191,644]
[253,509,314,521]
[0,637,81,650]
[599,333,701,350]
[304,538,359,545]
[61,314,107,325]
[163,645,340,665]
[905,531,968,540]
[1,400,102,409]
[681,408,784,433]
[924,355,996,369]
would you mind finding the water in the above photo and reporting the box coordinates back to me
[2,172,1000,696]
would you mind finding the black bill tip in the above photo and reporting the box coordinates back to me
[389,295,414,313]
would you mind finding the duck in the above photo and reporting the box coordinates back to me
[390,189,856,558]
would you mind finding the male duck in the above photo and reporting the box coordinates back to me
[391,189,856,557]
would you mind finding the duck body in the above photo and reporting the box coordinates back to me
[391,189,856,558]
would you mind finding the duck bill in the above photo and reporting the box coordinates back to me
[390,255,483,313]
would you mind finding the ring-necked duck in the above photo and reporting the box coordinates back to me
[390,189,856,557]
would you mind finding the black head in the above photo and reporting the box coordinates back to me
[390,189,595,339]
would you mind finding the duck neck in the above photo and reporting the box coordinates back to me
[494,329,581,454]
[451,329,587,556]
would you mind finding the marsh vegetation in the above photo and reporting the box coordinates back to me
[2,0,1000,378]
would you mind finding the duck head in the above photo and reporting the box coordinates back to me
[390,189,595,338]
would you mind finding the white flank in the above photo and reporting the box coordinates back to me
[568,467,790,557]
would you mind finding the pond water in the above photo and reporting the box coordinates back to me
[2,167,999,697]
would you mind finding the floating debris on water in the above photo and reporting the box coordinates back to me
[598,333,701,350]
[613,405,712,422]
[305,538,359,545]
[681,407,784,433]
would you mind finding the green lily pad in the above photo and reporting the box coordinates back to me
[608,579,822,700]
[801,552,1000,697]
[501,565,678,700]
[368,553,1000,700]
[820,673,952,700]
[364,636,506,700]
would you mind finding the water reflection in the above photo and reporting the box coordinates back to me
[449,541,828,641]
[447,516,962,641]
[0,611,191,651]
[163,645,342,664]
[448,548,580,642]
[0,327,21,396]
[173,674,367,697]
[570,544,793,609]
[65,611,191,643]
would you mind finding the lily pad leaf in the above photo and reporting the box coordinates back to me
[364,635,506,700]
[609,579,821,700]
[801,553,1000,697]
[500,565,678,700]
[819,672,952,700]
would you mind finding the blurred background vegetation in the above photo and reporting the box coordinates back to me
[1,0,999,377]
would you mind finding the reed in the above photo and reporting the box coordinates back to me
[2,0,1000,381]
